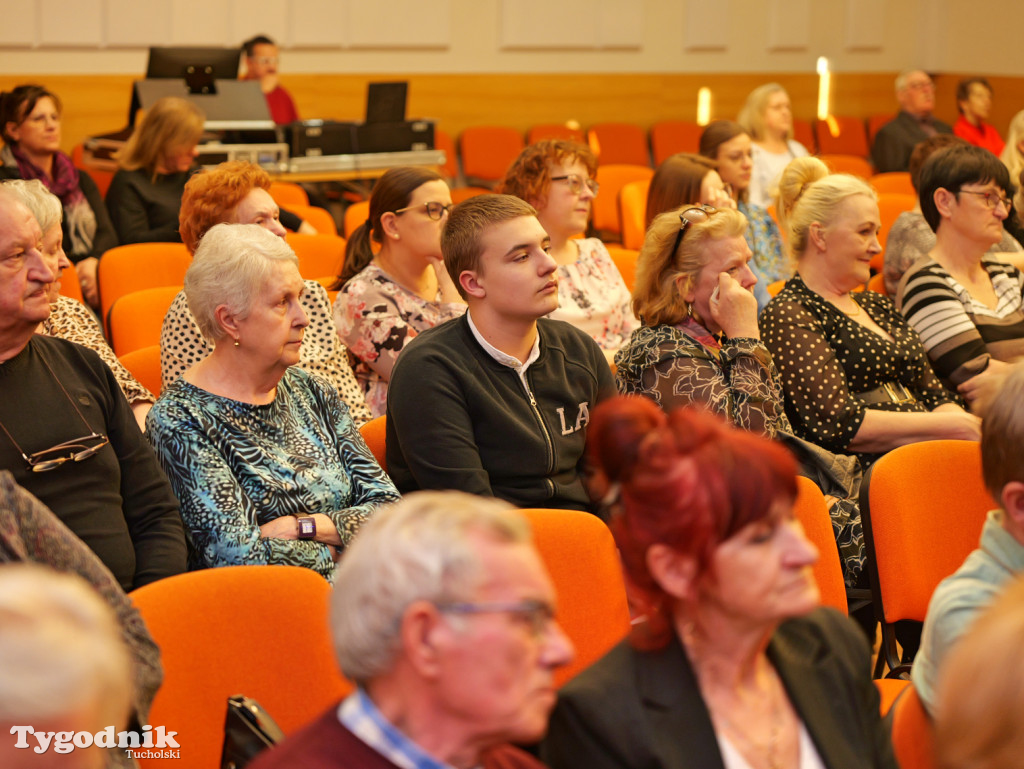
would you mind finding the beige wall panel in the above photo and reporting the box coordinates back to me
[106,0,173,47]
[40,0,103,46]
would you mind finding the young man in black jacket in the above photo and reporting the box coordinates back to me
[386,194,614,512]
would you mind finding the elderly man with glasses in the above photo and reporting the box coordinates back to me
[0,186,186,591]
[871,69,953,173]
[251,490,573,769]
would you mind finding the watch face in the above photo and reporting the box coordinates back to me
[299,517,316,538]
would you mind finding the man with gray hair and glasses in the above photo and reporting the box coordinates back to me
[251,490,574,769]
[872,69,953,173]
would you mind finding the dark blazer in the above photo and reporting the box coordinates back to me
[870,111,952,174]
[541,608,896,769]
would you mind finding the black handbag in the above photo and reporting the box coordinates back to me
[221,695,286,769]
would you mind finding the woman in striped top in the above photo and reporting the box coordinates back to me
[897,144,1024,414]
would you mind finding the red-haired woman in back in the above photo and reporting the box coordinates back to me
[541,397,896,769]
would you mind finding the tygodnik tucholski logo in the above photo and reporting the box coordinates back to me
[9,724,180,758]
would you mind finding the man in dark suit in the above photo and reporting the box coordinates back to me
[871,70,953,173]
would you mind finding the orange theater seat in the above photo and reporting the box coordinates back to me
[287,203,338,236]
[873,192,917,273]
[108,285,182,356]
[868,113,897,143]
[792,118,816,154]
[606,246,639,293]
[650,121,702,166]
[285,233,347,282]
[889,686,936,769]
[59,261,84,303]
[130,566,353,769]
[268,181,309,208]
[434,128,460,182]
[815,116,870,157]
[871,172,914,197]
[618,179,650,251]
[588,123,650,167]
[519,508,631,687]
[460,126,525,187]
[358,415,387,472]
[98,242,191,335]
[118,345,164,397]
[818,154,873,179]
[344,200,370,238]
[593,164,654,242]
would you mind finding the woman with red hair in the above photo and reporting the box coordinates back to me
[542,397,895,769]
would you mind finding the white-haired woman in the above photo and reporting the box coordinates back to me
[3,179,155,430]
[760,157,980,471]
[738,83,809,209]
[146,224,399,580]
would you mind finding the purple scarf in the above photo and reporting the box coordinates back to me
[10,144,85,208]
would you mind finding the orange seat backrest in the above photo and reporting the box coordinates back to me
[606,246,640,294]
[285,233,347,282]
[434,128,460,182]
[871,172,915,197]
[792,118,816,154]
[287,203,338,236]
[815,116,870,157]
[459,126,525,185]
[863,440,990,676]
[650,121,702,166]
[344,200,370,238]
[358,415,387,472]
[108,285,182,356]
[867,272,888,296]
[59,260,84,303]
[588,122,650,167]
[519,509,631,687]
[868,113,897,143]
[872,192,918,273]
[593,164,654,239]
[268,181,309,208]
[792,477,849,614]
[619,179,650,251]
[890,685,936,769]
[118,345,163,397]
[818,153,874,179]
[130,565,353,769]
[98,243,191,335]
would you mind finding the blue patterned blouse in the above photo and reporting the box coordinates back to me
[739,201,790,311]
[146,367,399,579]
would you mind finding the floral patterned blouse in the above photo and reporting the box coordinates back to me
[41,295,155,406]
[160,280,372,426]
[760,274,959,468]
[614,317,866,585]
[547,238,639,352]
[335,263,467,418]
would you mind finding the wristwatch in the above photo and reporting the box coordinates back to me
[296,516,317,540]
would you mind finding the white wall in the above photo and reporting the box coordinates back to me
[0,0,1010,76]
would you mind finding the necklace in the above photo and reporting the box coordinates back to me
[836,298,861,317]
[711,676,784,769]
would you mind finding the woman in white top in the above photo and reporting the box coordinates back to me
[499,140,638,363]
[332,167,466,417]
[739,83,810,209]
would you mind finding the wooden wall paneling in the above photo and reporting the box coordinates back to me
[40,0,103,46]
[106,0,173,47]
[349,1,450,49]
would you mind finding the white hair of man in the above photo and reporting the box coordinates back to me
[184,221,299,342]
[330,491,531,684]
[0,564,131,725]
[1,179,62,233]
[896,68,927,93]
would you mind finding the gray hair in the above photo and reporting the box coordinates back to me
[1,178,62,233]
[330,491,531,684]
[184,222,299,342]
[895,69,925,93]
[0,564,131,724]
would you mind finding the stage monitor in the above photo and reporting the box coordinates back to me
[146,47,242,91]
[365,82,408,124]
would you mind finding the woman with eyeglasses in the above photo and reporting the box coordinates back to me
[0,84,118,309]
[499,140,638,362]
[897,144,1024,415]
[542,398,896,769]
[333,166,465,417]
[147,224,399,579]
[760,157,979,471]
[616,204,865,586]
[738,83,810,209]
[699,120,791,303]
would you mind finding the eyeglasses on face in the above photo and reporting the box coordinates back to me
[435,599,556,637]
[551,174,600,196]
[21,432,110,473]
[394,201,453,220]
[671,205,717,255]
[958,189,1012,211]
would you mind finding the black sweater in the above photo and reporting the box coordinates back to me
[0,336,186,590]
[386,315,615,511]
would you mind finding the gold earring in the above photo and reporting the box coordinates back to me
[234,337,240,347]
